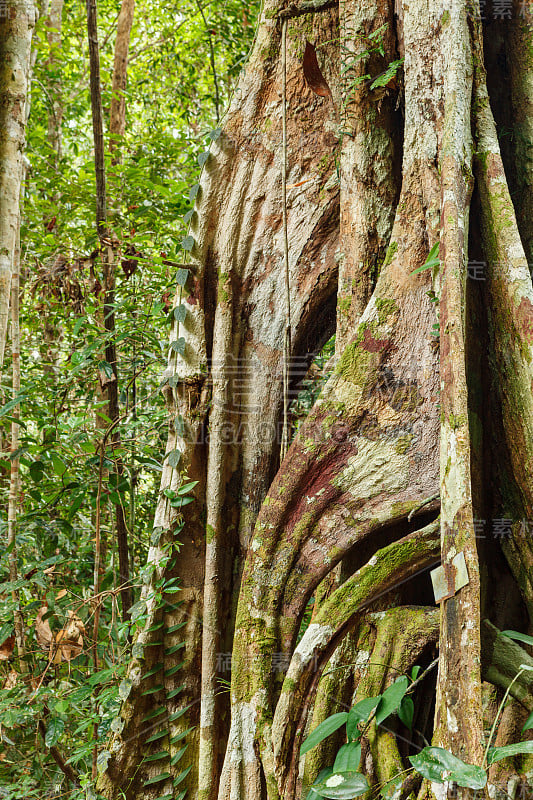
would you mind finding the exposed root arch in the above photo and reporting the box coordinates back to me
[272,522,441,797]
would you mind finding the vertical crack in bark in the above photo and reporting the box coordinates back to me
[336,0,400,351]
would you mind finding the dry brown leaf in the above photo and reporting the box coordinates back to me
[53,610,85,663]
[56,589,67,600]
[303,42,333,101]
[35,606,53,649]
[0,635,15,661]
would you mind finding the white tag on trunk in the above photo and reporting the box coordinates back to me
[431,551,469,603]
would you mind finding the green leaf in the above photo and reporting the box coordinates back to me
[166,622,186,634]
[208,126,222,141]
[165,663,185,678]
[183,209,195,224]
[169,496,194,508]
[397,696,414,731]
[45,717,65,748]
[166,683,185,698]
[129,600,147,622]
[144,771,171,786]
[346,697,380,741]
[0,394,26,417]
[163,578,181,592]
[375,676,409,725]
[410,747,487,789]
[314,771,369,798]
[522,710,533,733]
[96,749,111,774]
[369,58,404,89]
[171,745,188,766]
[142,707,167,723]
[50,452,67,477]
[411,665,421,681]
[29,460,45,483]
[173,305,187,323]
[173,765,192,786]
[145,728,168,743]
[144,750,169,763]
[411,242,440,275]
[97,360,115,380]
[142,663,164,680]
[487,740,533,765]
[88,668,115,686]
[379,773,404,800]
[165,643,185,656]
[0,623,14,646]
[167,449,181,468]
[177,480,198,495]
[198,151,210,167]
[333,743,361,773]
[169,726,195,745]
[169,707,190,724]
[189,183,200,202]
[171,338,186,355]
[306,768,333,800]
[73,316,86,336]
[501,630,533,647]
[300,713,348,756]
[181,235,194,252]
[176,267,189,286]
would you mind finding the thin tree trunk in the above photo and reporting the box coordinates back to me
[109,0,134,153]
[45,0,64,166]
[86,0,108,775]
[87,0,133,620]
[432,1,484,787]
[7,194,25,671]
[6,0,38,674]
[0,0,36,366]
[105,0,136,619]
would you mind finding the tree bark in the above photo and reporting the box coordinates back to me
[45,0,63,166]
[88,0,134,621]
[99,1,533,799]
[0,0,36,366]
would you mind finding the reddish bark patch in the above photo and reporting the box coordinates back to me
[187,276,201,305]
[281,431,358,534]
[516,296,533,344]
[360,327,392,352]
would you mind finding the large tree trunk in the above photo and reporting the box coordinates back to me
[99,1,533,799]
[0,0,36,366]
